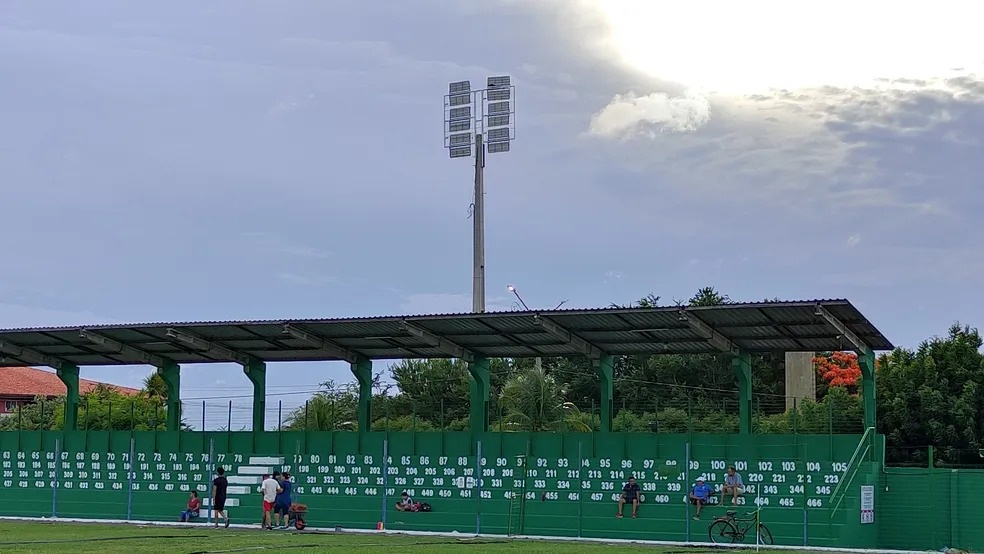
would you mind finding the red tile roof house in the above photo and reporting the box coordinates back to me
[0,366,141,415]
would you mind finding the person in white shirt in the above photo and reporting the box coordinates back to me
[260,472,283,530]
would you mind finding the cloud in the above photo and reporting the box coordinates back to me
[589,91,710,138]
[400,293,513,314]
[276,272,337,287]
[0,303,120,329]
[847,234,862,247]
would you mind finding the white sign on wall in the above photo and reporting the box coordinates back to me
[860,485,874,524]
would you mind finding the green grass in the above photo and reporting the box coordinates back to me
[0,521,717,553]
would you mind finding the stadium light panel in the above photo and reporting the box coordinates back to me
[487,76,511,88]
[486,114,510,127]
[450,146,472,158]
[449,81,471,94]
[449,132,472,147]
[486,127,510,142]
[449,93,471,106]
[449,106,472,121]
[448,120,471,133]
[487,88,511,102]
[487,101,510,115]
[487,141,510,154]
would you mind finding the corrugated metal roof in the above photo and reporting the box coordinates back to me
[0,300,893,368]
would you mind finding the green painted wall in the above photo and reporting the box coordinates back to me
[0,431,879,547]
[878,467,984,552]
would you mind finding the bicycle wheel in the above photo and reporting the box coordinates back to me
[756,523,774,545]
[708,519,739,543]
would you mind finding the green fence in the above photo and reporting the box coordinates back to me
[0,430,883,547]
[878,465,984,552]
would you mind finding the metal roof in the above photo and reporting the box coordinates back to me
[0,300,893,368]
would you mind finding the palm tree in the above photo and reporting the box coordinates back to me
[499,365,591,432]
[143,372,168,403]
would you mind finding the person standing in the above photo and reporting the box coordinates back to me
[212,466,230,528]
[274,472,293,529]
[260,472,282,530]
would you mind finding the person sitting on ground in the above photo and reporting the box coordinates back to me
[689,477,713,520]
[395,491,415,512]
[616,476,641,519]
[722,466,744,505]
[179,491,201,522]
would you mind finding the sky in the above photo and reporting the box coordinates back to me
[2,0,983,428]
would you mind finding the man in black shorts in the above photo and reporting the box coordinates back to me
[212,466,230,528]
[617,476,641,519]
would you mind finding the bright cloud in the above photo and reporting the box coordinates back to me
[580,0,984,96]
[589,91,711,137]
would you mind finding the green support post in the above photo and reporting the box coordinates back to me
[159,361,181,431]
[594,355,614,432]
[467,357,491,433]
[56,364,80,431]
[351,356,373,432]
[242,359,267,432]
[858,349,876,431]
[732,351,752,434]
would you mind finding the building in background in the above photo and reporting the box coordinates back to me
[0,366,140,415]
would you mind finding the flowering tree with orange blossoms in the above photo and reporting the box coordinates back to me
[813,351,862,394]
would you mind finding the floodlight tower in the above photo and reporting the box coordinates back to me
[444,76,516,313]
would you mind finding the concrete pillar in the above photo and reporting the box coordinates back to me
[159,361,182,431]
[350,356,373,432]
[784,352,816,411]
[594,356,615,432]
[242,359,266,432]
[56,365,80,431]
[467,357,490,433]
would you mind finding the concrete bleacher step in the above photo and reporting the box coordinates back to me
[228,476,261,485]
[237,466,273,475]
[202,498,241,508]
[249,456,285,465]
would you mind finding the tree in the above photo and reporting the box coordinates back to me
[282,380,360,431]
[877,323,984,466]
[813,351,862,394]
[499,365,591,432]
[143,372,169,403]
[0,385,182,431]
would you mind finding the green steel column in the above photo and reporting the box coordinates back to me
[159,361,181,431]
[858,349,876,431]
[242,359,267,432]
[594,355,614,432]
[350,356,373,432]
[56,364,80,431]
[467,357,491,433]
[732,351,752,434]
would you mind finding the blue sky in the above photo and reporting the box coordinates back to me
[2,1,982,428]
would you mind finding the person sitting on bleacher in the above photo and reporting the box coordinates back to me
[179,491,201,522]
[722,466,744,504]
[689,478,712,520]
[616,476,641,519]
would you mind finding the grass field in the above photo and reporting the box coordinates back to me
[0,520,738,553]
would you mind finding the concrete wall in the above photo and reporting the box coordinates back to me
[785,352,817,411]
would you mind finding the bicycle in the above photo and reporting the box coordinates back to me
[707,509,774,545]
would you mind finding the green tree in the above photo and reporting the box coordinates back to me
[877,323,984,466]
[143,372,168,403]
[499,365,591,431]
[282,380,360,431]
[0,395,62,431]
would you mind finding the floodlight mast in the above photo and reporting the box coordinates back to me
[444,76,516,313]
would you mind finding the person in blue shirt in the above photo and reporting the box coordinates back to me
[689,477,713,520]
[273,471,293,529]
